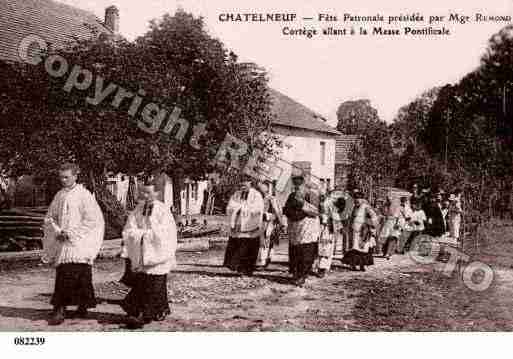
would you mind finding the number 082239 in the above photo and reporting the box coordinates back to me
[13,337,46,345]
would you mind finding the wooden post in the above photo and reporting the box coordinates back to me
[444,109,449,172]
[369,176,373,204]
[185,179,191,224]
[171,173,183,216]
[503,84,507,117]
[457,194,465,281]
[89,170,97,195]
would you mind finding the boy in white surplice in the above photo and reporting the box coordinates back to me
[43,163,105,326]
[120,182,177,329]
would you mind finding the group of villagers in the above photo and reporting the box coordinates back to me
[225,174,377,287]
[223,173,464,287]
[41,162,462,329]
[43,163,177,329]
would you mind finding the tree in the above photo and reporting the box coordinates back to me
[391,87,440,151]
[0,10,276,229]
[336,99,380,134]
[335,99,398,196]
[132,11,275,211]
[384,24,513,217]
[339,99,398,196]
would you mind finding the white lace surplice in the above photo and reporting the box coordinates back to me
[226,188,264,238]
[122,200,177,275]
[42,184,105,266]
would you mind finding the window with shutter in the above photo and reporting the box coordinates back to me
[320,141,326,165]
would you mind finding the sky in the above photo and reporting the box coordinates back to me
[61,0,513,126]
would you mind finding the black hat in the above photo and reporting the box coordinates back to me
[291,174,305,183]
[241,173,254,183]
[354,190,365,199]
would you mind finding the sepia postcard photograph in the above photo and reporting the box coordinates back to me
[1,0,513,355]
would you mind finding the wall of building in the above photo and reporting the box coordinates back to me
[6,126,336,213]
[179,180,208,216]
[106,173,174,210]
[9,175,46,207]
[268,125,337,206]
[106,173,208,216]
[181,124,338,214]
[335,163,350,190]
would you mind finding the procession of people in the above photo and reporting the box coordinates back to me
[43,164,178,329]
[222,175,464,283]
[41,162,464,328]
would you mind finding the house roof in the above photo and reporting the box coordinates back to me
[0,0,112,63]
[335,135,361,164]
[0,2,339,139]
[269,88,340,136]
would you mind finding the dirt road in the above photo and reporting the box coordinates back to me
[1,237,513,331]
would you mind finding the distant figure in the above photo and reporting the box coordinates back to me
[255,180,285,268]
[201,181,215,215]
[224,178,264,276]
[411,183,421,202]
[400,196,413,221]
[42,163,105,326]
[379,196,405,260]
[448,190,463,240]
[403,198,427,252]
[441,194,450,236]
[420,188,431,213]
[425,192,446,237]
[341,191,379,271]
[317,193,342,277]
[373,198,386,255]
[397,196,413,252]
[120,181,177,329]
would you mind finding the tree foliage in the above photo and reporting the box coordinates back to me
[337,100,397,194]
[336,99,380,135]
[392,87,440,150]
[384,24,513,214]
[0,10,279,234]
[0,10,276,210]
[418,26,513,190]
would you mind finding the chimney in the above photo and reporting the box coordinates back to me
[104,5,119,33]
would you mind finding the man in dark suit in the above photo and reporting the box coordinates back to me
[425,192,446,237]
